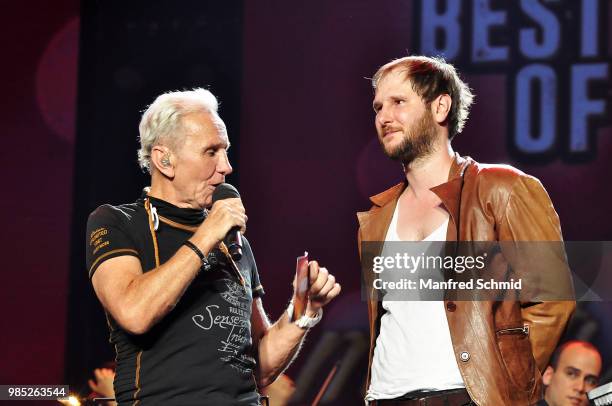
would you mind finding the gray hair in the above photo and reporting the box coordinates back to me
[372,55,474,140]
[137,88,226,172]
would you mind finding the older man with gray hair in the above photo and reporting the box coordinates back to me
[86,88,340,405]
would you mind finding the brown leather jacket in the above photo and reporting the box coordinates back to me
[357,154,575,405]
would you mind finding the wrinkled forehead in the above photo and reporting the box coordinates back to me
[192,111,228,140]
[211,115,230,145]
[177,110,231,149]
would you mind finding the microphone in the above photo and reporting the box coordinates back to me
[212,183,243,261]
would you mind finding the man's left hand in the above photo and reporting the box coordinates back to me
[303,261,341,316]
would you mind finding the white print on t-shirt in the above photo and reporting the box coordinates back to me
[191,280,255,374]
[221,280,250,310]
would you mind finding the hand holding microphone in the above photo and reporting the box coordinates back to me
[192,183,246,261]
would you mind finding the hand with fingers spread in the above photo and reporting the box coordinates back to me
[302,260,341,317]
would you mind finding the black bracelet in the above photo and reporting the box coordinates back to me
[183,240,211,271]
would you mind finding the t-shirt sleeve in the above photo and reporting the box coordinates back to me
[86,204,140,279]
[242,237,264,298]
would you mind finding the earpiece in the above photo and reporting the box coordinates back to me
[161,155,170,167]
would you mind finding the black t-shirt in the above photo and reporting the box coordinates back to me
[86,196,264,406]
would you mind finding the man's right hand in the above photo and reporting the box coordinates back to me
[192,197,247,249]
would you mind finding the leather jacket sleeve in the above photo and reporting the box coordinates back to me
[498,175,575,372]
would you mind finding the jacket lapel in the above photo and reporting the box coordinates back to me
[357,182,405,243]
[430,153,472,242]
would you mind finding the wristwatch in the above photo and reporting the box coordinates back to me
[286,301,323,329]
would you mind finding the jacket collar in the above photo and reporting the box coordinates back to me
[357,153,472,241]
[430,153,471,230]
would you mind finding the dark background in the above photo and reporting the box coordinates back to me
[1,1,610,404]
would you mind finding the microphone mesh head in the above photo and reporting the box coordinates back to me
[212,183,240,202]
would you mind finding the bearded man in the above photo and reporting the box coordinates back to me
[358,56,574,405]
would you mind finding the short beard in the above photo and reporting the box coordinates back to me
[380,110,438,166]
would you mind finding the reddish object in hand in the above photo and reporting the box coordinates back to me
[293,252,310,320]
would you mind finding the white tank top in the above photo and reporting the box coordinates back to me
[365,202,464,401]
